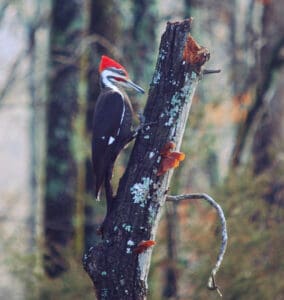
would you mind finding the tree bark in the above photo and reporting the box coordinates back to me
[83,19,210,299]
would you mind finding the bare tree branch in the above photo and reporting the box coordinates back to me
[0,1,9,23]
[0,6,49,106]
[167,193,228,298]
[0,51,27,104]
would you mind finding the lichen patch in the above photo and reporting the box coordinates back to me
[130,177,153,208]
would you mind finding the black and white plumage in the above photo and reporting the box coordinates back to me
[92,55,144,217]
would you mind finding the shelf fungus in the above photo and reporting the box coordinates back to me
[183,33,210,74]
[133,240,156,254]
[157,141,185,176]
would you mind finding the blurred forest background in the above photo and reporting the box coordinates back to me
[0,0,283,299]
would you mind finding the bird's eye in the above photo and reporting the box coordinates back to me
[117,70,126,76]
[109,67,125,76]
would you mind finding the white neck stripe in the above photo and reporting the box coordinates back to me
[101,69,127,97]
[101,70,119,91]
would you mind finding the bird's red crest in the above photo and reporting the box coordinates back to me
[99,55,128,75]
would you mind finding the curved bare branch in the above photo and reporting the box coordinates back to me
[167,193,228,297]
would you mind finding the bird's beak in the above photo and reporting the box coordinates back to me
[125,79,145,94]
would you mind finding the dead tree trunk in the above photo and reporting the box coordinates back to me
[83,19,210,299]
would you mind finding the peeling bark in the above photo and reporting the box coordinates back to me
[83,19,210,299]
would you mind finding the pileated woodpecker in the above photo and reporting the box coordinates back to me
[92,55,144,218]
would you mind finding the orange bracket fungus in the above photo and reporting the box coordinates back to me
[157,141,185,176]
[183,33,210,73]
[133,240,156,254]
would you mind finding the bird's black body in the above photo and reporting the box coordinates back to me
[92,55,144,231]
[92,87,134,214]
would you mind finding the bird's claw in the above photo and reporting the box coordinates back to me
[133,112,157,136]
[138,121,157,134]
[137,112,157,132]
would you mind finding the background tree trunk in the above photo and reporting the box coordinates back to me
[124,0,158,84]
[162,202,180,300]
[44,0,85,277]
[231,0,284,167]
[84,19,210,299]
[252,67,284,207]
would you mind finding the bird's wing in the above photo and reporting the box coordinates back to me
[92,90,125,142]
[92,90,126,197]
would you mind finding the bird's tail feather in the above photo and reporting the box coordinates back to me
[94,171,104,201]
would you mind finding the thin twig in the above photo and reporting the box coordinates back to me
[0,11,48,105]
[167,193,227,298]
[203,69,221,75]
[0,1,9,23]
[0,51,28,104]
